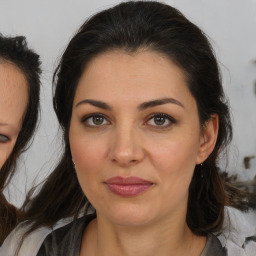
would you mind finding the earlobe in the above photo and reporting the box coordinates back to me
[196,114,219,164]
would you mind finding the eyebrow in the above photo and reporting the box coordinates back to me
[75,99,112,110]
[75,97,184,110]
[0,123,16,132]
[138,98,184,110]
[0,123,10,127]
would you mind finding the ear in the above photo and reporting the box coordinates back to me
[196,114,219,164]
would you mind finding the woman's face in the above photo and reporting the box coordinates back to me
[69,50,217,227]
[0,62,28,169]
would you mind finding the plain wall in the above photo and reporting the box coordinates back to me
[0,0,255,206]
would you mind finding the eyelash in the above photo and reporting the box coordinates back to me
[0,134,10,143]
[145,113,176,129]
[81,113,110,127]
[81,113,176,129]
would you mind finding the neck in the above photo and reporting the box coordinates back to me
[81,212,206,256]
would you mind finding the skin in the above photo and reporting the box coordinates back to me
[69,50,218,256]
[0,61,28,169]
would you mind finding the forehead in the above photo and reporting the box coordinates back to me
[0,62,28,131]
[75,50,195,109]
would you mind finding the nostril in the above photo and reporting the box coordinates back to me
[130,159,138,164]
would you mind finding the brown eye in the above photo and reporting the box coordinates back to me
[93,116,104,125]
[146,113,176,128]
[154,116,166,126]
[82,114,110,127]
[0,134,9,143]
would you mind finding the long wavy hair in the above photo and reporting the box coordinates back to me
[19,1,254,245]
[0,35,41,244]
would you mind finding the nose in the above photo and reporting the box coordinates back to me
[108,125,145,167]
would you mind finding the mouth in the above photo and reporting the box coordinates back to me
[104,176,154,197]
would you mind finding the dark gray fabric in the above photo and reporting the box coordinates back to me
[36,215,227,256]
[36,214,95,256]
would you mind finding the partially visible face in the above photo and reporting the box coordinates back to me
[0,62,28,169]
[69,50,207,227]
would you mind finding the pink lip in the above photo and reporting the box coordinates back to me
[104,176,154,197]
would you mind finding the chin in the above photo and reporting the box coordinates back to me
[99,203,154,227]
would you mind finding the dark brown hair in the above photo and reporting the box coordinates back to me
[0,35,41,244]
[19,1,253,245]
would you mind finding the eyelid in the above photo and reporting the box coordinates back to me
[81,113,111,126]
[0,134,10,143]
[144,113,176,128]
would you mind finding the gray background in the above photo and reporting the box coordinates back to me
[0,0,255,207]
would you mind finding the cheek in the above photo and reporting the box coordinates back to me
[146,130,200,194]
[70,136,107,170]
[147,138,199,213]
[0,141,17,169]
[150,137,199,172]
[69,134,109,196]
[0,154,7,169]
[69,135,110,207]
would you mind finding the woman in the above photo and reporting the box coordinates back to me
[2,1,255,255]
[0,35,41,244]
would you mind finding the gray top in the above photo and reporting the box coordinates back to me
[2,207,255,256]
[36,214,227,256]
